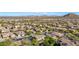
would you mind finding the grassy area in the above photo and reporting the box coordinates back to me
[66,33,79,40]
[0,40,11,46]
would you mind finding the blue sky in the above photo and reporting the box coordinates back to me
[0,12,79,16]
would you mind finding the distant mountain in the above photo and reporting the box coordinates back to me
[63,13,79,18]
[0,13,79,20]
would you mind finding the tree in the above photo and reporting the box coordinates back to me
[43,36,56,46]
[31,37,39,46]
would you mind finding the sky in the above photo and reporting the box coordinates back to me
[0,0,79,12]
[0,12,79,16]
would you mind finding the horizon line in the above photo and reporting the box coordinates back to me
[0,12,78,16]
